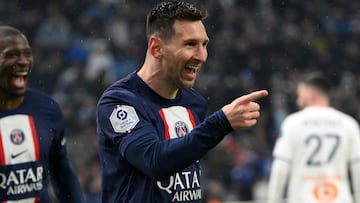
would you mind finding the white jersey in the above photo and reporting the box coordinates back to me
[272,106,360,203]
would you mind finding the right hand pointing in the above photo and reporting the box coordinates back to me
[221,90,268,130]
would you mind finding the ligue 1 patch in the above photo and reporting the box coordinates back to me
[110,105,139,133]
[10,129,25,145]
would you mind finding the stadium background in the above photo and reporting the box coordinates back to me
[1,0,359,202]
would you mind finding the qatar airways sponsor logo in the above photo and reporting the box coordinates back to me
[157,170,201,201]
[0,166,43,196]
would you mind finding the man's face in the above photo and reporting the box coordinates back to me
[160,20,209,89]
[0,34,33,97]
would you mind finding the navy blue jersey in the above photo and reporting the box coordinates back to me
[97,71,233,203]
[0,88,83,203]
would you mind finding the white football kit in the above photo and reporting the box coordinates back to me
[268,106,360,203]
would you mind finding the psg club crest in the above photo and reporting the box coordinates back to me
[174,121,189,137]
[10,129,25,145]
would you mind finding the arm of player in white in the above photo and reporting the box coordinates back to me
[351,160,360,203]
[267,158,290,203]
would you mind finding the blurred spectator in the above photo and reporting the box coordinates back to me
[84,38,116,86]
[34,3,71,49]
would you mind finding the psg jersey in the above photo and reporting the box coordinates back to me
[97,71,232,203]
[0,88,82,203]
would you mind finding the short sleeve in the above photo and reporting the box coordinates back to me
[273,117,295,162]
[349,119,360,162]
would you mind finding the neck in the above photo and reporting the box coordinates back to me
[308,99,329,107]
[0,92,24,110]
[137,59,179,99]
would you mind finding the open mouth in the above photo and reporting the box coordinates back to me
[185,66,199,73]
[13,71,29,76]
[11,71,30,89]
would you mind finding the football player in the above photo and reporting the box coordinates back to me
[0,25,84,202]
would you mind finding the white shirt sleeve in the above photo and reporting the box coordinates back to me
[350,121,360,203]
[267,158,290,203]
[267,116,295,203]
[351,160,360,203]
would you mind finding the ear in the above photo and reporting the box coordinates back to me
[148,36,162,59]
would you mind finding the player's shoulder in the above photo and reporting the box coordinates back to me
[25,88,60,107]
[330,107,359,127]
[23,88,63,121]
[331,107,355,119]
[280,108,314,132]
[283,107,359,129]
[99,72,139,103]
[281,110,303,126]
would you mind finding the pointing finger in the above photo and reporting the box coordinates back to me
[238,90,268,104]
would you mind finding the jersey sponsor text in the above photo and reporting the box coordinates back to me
[157,170,201,201]
[0,166,43,196]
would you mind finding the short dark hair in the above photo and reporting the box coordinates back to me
[0,25,23,38]
[301,72,331,96]
[146,0,207,41]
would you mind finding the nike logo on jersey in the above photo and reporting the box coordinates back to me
[11,150,28,159]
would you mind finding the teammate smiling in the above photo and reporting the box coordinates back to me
[0,25,84,203]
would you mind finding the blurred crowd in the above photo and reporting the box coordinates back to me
[1,0,360,202]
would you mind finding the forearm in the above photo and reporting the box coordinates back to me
[125,110,233,180]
